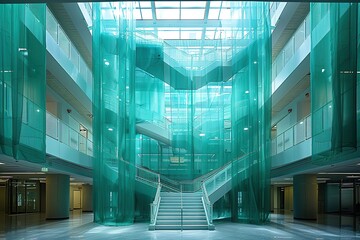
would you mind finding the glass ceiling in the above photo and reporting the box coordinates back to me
[135,1,246,41]
[99,1,252,73]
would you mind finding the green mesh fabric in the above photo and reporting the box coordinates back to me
[230,2,271,223]
[93,1,271,224]
[93,2,136,225]
[0,4,46,163]
[311,3,357,165]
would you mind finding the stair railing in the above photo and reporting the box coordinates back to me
[150,182,162,226]
[201,182,213,226]
[136,165,160,187]
[180,184,183,231]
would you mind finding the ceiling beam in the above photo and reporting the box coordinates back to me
[137,19,254,28]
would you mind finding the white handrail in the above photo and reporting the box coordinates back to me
[201,183,213,226]
[150,183,161,225]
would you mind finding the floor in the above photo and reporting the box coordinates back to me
[1,210,360,239]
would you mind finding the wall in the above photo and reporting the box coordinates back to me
[46,87,92,132]
[272,87,310,135]
[40,182,46,212]
[318,183,325,213]
[284,186,293,211]
[325,183,339,213]
[0,185,5,212]
[271,185,274,212]
[341,188,353,212]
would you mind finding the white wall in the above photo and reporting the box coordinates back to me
[273,87,310,135]
[46,86,92,132]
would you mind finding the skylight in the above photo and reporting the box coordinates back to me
[135,1,249,60]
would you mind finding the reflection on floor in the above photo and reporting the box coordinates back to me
[0,210,360,239]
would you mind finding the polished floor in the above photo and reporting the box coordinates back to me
[1,210,360,239]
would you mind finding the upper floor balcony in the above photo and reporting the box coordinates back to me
[271,101,333,169]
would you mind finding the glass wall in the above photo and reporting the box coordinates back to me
[8,179,40,214]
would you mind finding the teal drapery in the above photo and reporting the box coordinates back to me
[311,3,357,165]
[0,4,46,163]
[93,1,271,224]
[230,2,271,223]
[93,2,136,225]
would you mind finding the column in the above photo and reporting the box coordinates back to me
[82,184,93,212]
[293,174,318,220]
[46,174,70,219]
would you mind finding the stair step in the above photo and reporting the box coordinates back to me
[157,212,206,216]
[151,191,213,230]
[160,205,203,209]
[157,216,206,220]
[156,220,208,225]
[155,225,209,230]
[158,209,205,213]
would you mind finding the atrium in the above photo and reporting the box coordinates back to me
[0,1,360,238]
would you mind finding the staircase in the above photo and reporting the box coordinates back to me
[150,192,212,230]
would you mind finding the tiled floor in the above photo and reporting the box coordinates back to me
[1,210,360,239]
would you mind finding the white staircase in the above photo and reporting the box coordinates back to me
[151,192,211,230]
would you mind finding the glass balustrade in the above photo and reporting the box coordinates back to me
[272,13,311,92]
[271,102,333,156]
[46,7,93,88]
[46,112,93,157]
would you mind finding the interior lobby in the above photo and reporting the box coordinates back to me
[1,1,360,239]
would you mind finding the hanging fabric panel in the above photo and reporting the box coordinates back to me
[311,3,357,165]
[93,2,136,225]
[230,2,271,223]
[0,4,46,163]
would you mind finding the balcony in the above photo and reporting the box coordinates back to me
[271,102,333,169]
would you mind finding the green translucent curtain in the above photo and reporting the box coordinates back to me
[230,2,271,223]
[93,2,136,225]
[134,70,164,172]
[135,30,231,181]
[311,3,357,165]
[0,4,46,163]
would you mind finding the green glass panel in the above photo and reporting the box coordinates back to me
[311,3,357,165]
[93,2,136,225]
[0,4,46,163]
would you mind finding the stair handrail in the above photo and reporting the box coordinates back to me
[180,184,183,231]
[150,183,162,225]
[201,182,213,226]
[202,152,255,196]
[135,165,160,187]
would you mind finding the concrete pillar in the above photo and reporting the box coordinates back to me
[293,174,318,220]
[46,174,70,219]
[82,184,93,212]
